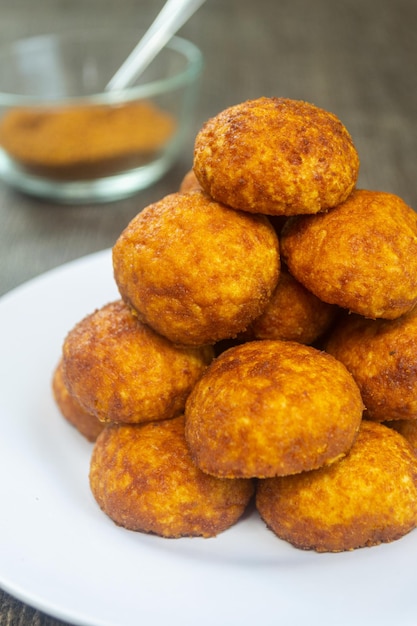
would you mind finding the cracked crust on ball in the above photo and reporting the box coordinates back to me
[193,97,359,215]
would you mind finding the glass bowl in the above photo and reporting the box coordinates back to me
[0,30,203,203]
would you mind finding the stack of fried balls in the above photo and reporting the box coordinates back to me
[53,97,417,552]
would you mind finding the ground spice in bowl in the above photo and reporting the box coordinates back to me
[0,99,176,180]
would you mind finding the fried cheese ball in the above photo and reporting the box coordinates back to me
[62,300,214,424]
[185,340,363,478]
[52,359,104,442]
[256,421,417,552]
[281,189,417,319]
[193,97,359,216]
[89,416,254,537]
[246,266,338,344]
[326,307,417,422]
[112,190,280,346]
[179,169,201,192]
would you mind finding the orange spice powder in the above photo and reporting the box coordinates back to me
[0,100,176,180]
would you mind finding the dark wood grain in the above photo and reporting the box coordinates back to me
[0,0,416,623]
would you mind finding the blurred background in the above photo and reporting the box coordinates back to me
[0,0,415,298]
[0,0,416,623]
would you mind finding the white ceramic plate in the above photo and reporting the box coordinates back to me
[0,249,416,626]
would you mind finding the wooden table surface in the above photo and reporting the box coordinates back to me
[0,0,416,623]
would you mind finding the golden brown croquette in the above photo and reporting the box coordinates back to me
[185,340,363,478]
[89,416,254,537]
[52,359,105,442]
[112,190,280,345]
[247,266,338,344]
[326,306,417,422]
[256,421,417,552]
[281,189,417,319]
[62,300,214,424]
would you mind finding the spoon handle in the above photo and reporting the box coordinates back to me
[106,0,206,91]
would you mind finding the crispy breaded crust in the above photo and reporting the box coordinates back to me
[281,189,417,319]
[89,416,254,537]
[52,359,104,442]
[62,300,214,424]
[112,190,280,345]
[185,340,363,478]
[326,307,417,421]
[193,97,359,215]
[256,421,417,552]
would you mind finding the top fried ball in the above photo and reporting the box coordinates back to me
[281,189,417,319]
[193,97,359,216]
[112,190,280,346]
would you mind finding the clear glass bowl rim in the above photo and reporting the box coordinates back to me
[0,29,204,107]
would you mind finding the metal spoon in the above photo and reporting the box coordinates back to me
[106,0,206,91]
